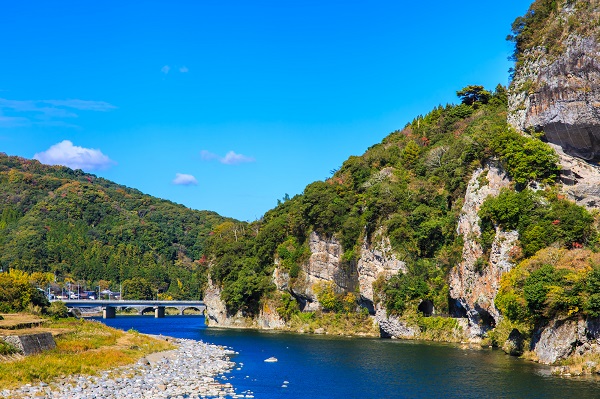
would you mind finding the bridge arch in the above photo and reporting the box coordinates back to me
[139,307,155,315]
[181,306,203,315]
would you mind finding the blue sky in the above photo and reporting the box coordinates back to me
[1,1,532,221]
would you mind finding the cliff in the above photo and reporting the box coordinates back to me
[502,0,600,370]
[203,1,600,365]
[449,161,518,338]
[508,0,600,208]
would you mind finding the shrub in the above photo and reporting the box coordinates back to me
[48,301,69,319]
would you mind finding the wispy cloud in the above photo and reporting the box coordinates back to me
[201,150,255,165]
[0,98,116,128]
[34,140,115,171]
[172,173,198,186]
[162,65,189,75]
[43,99,115,111]
[221,151,255,165]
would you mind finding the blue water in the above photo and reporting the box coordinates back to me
[96,315,600,398]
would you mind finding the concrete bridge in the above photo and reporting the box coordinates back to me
[55,300,205,319]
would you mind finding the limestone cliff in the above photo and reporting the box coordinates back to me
[273,230,404,315]
[356,229,406,311]
[449,161,519,338]
[204,277,285,329]
[531,317,600,364]
[273,231,356,311]
[508,1,600,208]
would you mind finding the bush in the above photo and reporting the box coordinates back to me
[491,130,559,186]
[47,301,69,319]
[0,340,18,355]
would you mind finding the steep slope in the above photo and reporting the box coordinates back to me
[203,85,591,340]
[508,0,600,207]
[498,0,600,369]
[0,153,230,298]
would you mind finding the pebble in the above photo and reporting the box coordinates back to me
[3,338,239,399]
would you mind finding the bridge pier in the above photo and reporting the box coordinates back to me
[103,306,116,319]
[154,306,165,318]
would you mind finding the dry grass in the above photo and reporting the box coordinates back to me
[0,318,174,389]
[0,314,46,331]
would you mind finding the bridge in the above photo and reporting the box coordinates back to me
[54,300,205,319]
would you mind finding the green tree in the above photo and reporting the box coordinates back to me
[457,85,491,106]
[122,278,154,300]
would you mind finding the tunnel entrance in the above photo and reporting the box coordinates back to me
[418,300,434,317]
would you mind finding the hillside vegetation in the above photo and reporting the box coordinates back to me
[0,154,229,299]
[206,85,597,319]
[508,0,600,65]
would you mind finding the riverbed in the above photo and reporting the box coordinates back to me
[97,315,600,399]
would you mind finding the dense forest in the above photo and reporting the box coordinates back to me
[0,154,230,299]
[205,84,598,325]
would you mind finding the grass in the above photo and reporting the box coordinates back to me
[0,314,46,331]
[0,318,174,390]
[287,311,379,337]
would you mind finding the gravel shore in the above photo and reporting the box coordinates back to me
[2,337,248,399]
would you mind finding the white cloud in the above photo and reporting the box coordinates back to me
[161,65,171,74]
[33,140,115,171]
[172,173,198,186]
[200,150,255,165]
[221,150,255,165]
[179,66,189,73]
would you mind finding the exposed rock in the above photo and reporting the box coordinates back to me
[509,35,600,162]
[203,277,231,327]
[204,277,285,329]
[502,328,525,356]
[531,317,600,364]
[551,143,600,209]
[508,29,600,210]
[449,161,518,338]
[357,229,406,312]
[274,231,359,312]
[2,333,56,355]
[375,306,419,339]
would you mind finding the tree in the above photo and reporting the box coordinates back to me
[457,85,491,106]
[122,278,154,300]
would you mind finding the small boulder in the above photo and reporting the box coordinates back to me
[502,328,524,356]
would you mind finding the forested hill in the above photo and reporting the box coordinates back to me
[0,153,231,299]
[205,84,593,320]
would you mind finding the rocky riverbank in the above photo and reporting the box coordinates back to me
[2,337,247,399]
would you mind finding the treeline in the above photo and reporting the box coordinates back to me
[205,84,596,320]
[0,154,230,299]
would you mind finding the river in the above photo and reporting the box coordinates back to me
[95,315,600,398]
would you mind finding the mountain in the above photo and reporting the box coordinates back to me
[203,0,600,372]
[0,153,231,299]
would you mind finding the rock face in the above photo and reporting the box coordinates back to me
[552,143,600,208]
[509,35,600,162]
[273,231,357,312]
[531,317,600,364]
[449,161,519,338]
[508,24,600,209]
[273,230,405,314]
[204,277,285,329]
[374,306,418,339]
[357,230,406,312]
[209,230,406,330]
